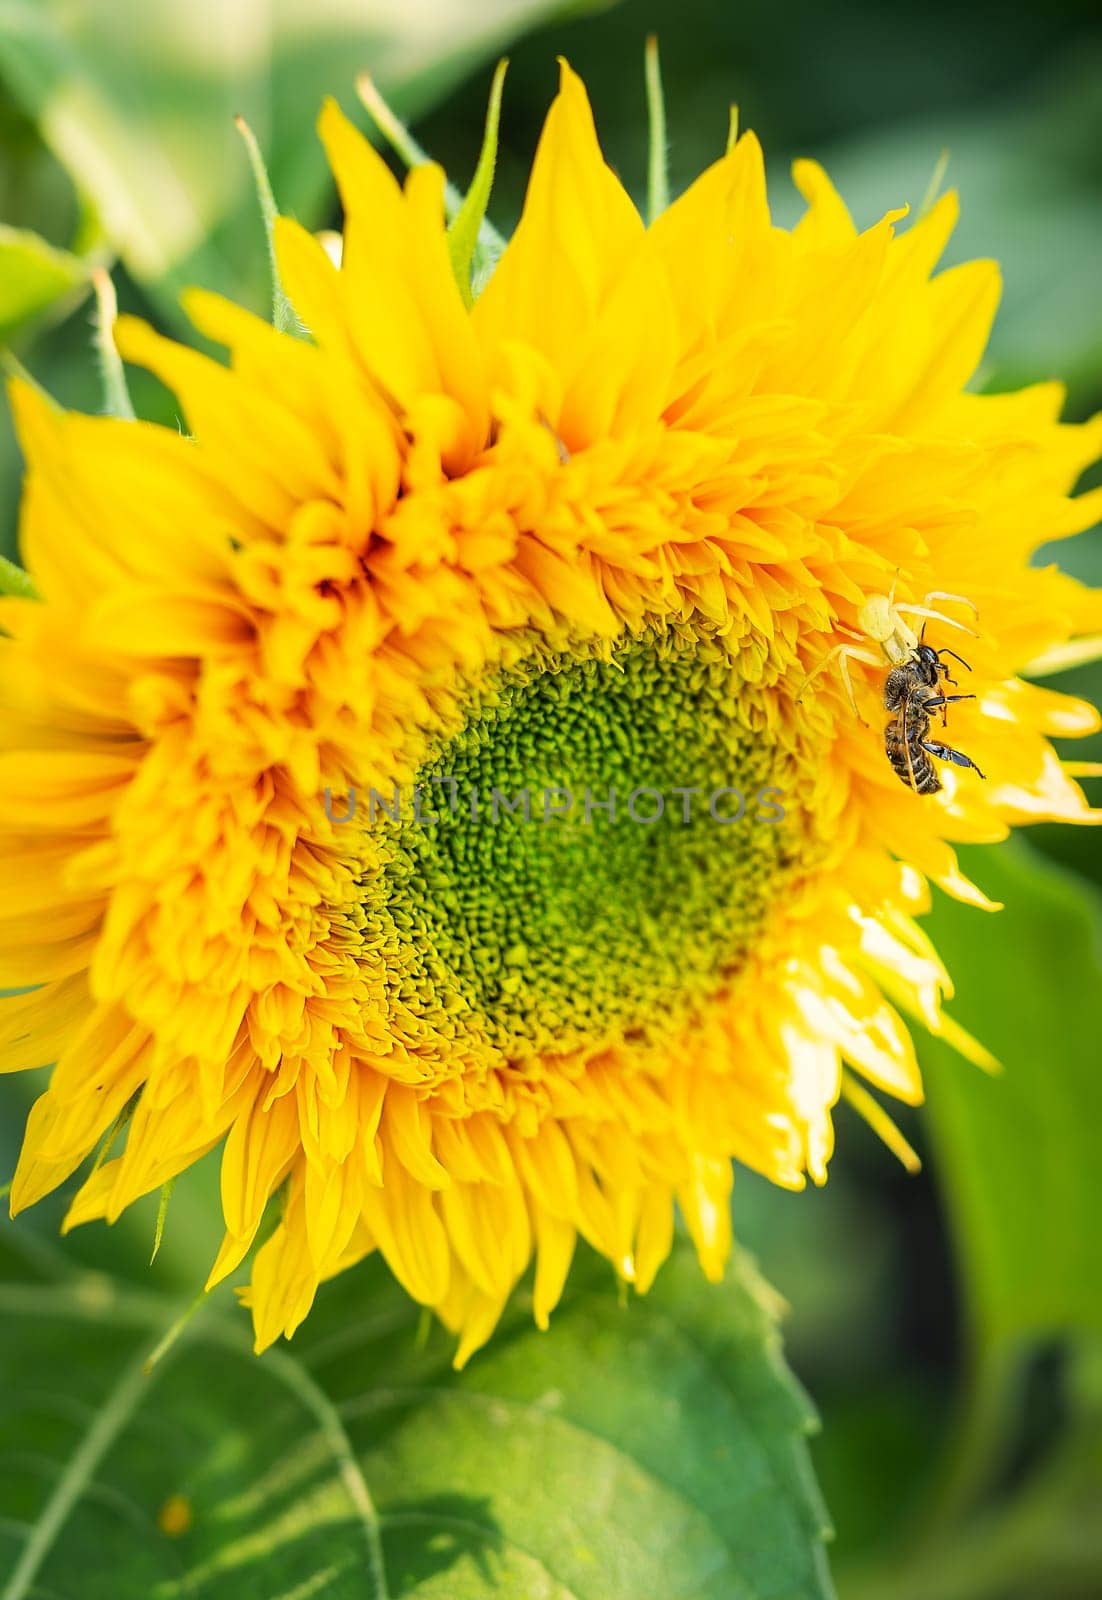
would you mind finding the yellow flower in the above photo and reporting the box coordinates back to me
[3,64,1101,1366]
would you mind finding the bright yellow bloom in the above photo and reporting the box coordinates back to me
[3,65,1100,1365]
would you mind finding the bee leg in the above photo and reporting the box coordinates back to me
[922,690,975,728]
[933,661,959,717]
[922,740,986,780]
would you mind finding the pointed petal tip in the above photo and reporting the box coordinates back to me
[4,374,43,438]
[178,285,214,325]
[5,371,66,458]
[930,187,960,224]
[552,57,597,121]
[932,1010,1003,1075]
[404,158,447,208]
[316,94,345,137]
[317,94,377,174]
[111,312,157,365]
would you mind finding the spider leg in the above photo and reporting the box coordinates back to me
[795,643,880,724]
[895,602,979,639]
[921,589,979,619]
[922,739,986,779]
[836,646,876,725]
[794,646,842,701]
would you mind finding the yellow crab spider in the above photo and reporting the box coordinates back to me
[796,586,979,724]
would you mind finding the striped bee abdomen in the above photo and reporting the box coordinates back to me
[884,712,942,794]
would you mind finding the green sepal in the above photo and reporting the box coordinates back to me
[234,115,298,335]
[92,268,135,420]
[644,37,669,223]
[448,59,509,306]
[357,70,507,302]
[0,551,39,600]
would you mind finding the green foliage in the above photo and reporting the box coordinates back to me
[920,839,1102,1352]
[0,223,88,343]
[0,1241,833,1600]
[820,841,1102,1598]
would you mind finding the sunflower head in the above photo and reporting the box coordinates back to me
[3,61,1100,1366]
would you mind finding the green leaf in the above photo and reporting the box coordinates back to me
[920,838,1102,1349]
[0,1241,834,1598]
[0,222,88,342]
[0,0,585,327]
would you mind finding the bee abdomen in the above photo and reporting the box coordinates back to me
[884,720,941,794]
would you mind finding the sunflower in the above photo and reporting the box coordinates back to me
[3,62,1101,1367]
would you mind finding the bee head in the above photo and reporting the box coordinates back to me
[913,643,943,685]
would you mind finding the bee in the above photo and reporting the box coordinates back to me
[883,640,985,794]
[797,584,987,793]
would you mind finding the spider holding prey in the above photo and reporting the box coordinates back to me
[797,586,987,793]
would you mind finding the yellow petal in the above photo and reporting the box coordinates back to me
[474,59,643,376]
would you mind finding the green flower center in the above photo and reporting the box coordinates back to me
[371,627,793,1064]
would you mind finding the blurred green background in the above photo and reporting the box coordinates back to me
[2,2,1102,1597]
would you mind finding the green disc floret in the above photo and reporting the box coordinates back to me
[374,626,790,1062]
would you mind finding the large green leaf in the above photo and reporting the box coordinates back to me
[0,1239,834,1599]
[791,842,1102,1597]
[0,0,590,326]
[919,838,1102,1350]
[0,222,89,342]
